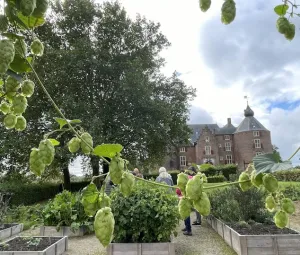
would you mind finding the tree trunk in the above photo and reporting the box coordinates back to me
[62,166,71,191]
[91,155,100,187]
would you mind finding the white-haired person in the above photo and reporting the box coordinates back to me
[155,167,174,187]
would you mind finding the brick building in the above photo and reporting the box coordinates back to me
[165,104,273,171]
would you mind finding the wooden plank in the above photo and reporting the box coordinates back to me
[223,224,232,247]
[240,236,248,255]
[231,229,241,255]
[277,237,300,248]
[246,236,273,248]
[247,247,275,255]
[216,220,224,238]
[278,247,300,255]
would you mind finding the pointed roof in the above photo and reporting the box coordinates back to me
[188,124,220,143]
[217,122,236,134]
[235,104,268,133]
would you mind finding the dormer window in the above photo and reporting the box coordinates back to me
[253,131,260,137]
[224,135,230,140]
[180,147,186,152]
[205,136,209,142]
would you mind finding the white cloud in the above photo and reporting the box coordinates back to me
[68,0,300,175]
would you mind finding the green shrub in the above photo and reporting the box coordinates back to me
[200,164,214,171]
[229,174,239,182]
[0,183,60,206]
[4,204,45,230]
[208,186,271,223]
[144,170,180,185]
[273,169,300,182]
[282,185,300,201]
[207,175,226,183]
[42,190,93,232]
[110,180,180,243]
[199,164,237,180]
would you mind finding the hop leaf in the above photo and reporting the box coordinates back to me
[186,175,203,201]
[11,94,28,115]
[15,115,27,131]
[14,40,27,57]
[0,101,11,114]
[30,38,44,56]
[68,137,81,153]
[274,210,288,228]
[80,132,93,154]
[120,172,135,197]
[109,156,124,185]
[38,139,55,166]
[94,207,115,247]
[199,0,211,12]
[265,195,276,212]
[276,17,290,34]
[19,0,37,16]
[29,148,46,176]
[177,173,189,194]
[221,0,236,25]
[3,113,17,129]
[0,15,8,33]
[281,198,295,214]
[285,23,295,41]
[178,197,193,219]
[238,172,252,191]
[32,0,49,18]
[193,192,211,216]
[263,174,278,193]
[98,193,111,209]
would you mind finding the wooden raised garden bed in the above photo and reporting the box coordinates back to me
[107,242,175,255]
[40,226,89,237]
[0,224,23,240]
[0,236,68,255]
[206,215,300,255]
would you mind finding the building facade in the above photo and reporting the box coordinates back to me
[165,104,273,171]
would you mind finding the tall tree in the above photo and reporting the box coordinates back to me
[0,0,195,184]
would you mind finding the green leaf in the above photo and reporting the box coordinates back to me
[54,118,82,129]
[82,183,99,203]
[93,144,123,158]
[274,4,289,16]
[9,55,32,73]
[1,32,25,40]
[48,139,60,146]
[17,12,45,28]
[253,153,292,174]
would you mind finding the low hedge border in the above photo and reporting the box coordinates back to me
[273,169,300,182]
[200,164,237,180]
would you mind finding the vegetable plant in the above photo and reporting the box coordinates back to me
[0,0,299,248]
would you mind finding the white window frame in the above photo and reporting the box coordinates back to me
[220,156,224,161]
[256,152,263,156]
[225,142,231,151]
[205,136,210,142]
[205,146,211,155]
[226,155,232,164]
[219,144,222,148]
[254,139,261,148]
[180,147,186,152]
[253,131,260,137]
[224,135,230,140]
[180,156,186,166]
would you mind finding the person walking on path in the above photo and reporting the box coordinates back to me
[155,167,174,186]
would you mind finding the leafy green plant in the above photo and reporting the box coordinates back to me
[110,181,180,243]
[282,185,300,201]
[207,175,226,183]
[208,186,271,223]
[42,190,93,232]
[273,169,300,181]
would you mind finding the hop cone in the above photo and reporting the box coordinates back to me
[199,0,211,12]
[98,193,111,209]
[177,173,189,194]
[178,197,193,219]
[263,174,278,193]
[120,172,135,197]
[80,132,93,154]
[29,148,46,176]
[109,157,124,185]
[274,210,288,228]
[239,172,252,192]
[38,139,55,166]
[186,175,203,201]
[193,192,211,216]
[221,0,236,25]
[265,195,276,212]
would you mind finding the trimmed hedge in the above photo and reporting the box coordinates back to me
[273,169,300,182]
[199,164,237,180]
[144,170,180,185]
[207,175,226,183]
[0,181,92,206]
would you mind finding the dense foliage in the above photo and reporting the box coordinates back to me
[199,164,237,180]
[208,186,272,223]
[42,190,93,232]
[274,169,300,182]
[110,181,180,243]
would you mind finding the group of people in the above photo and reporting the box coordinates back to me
[155,165,201,236]
[104,165,201,236]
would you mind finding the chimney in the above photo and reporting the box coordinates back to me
[227,118,231,125]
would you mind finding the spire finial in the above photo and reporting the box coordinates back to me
[244,95,249,106]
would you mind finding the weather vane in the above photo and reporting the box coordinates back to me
[244,95,249,106]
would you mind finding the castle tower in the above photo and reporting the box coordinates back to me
[233,103,273,170]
